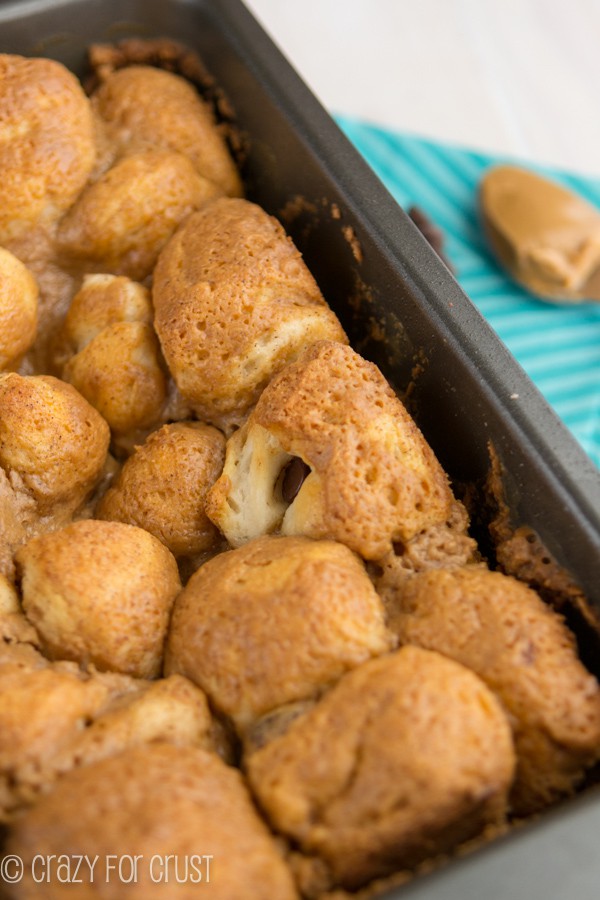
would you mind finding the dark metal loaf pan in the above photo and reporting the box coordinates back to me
[1,0,600,897]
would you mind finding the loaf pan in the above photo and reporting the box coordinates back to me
[1,0,600,897]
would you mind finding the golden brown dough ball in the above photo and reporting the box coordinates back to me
[57,151,222,280]
[153,198,348,431]
[0,247,38,370]
[63,320,166,436]
[19,674,225,815]
[0,641,137,819]
[0,54,96,243]
[47,673,232,775]
[0,624,226,819]
[246,646,515,892]
[98,422,225,557]
[387,566,600,814]
[17,520,181,679]
[206,341,455,559]
[92,64,243,197]
[63,273,153,353]
[5,744,299,900]
[61,275,166,440]
[0,373,109,518]
[165,535,394,732]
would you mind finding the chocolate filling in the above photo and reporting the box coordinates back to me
[278,457,311,504]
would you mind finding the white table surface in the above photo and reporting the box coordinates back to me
[244,0,600,178]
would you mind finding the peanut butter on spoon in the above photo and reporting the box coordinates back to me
[480,165,600,302]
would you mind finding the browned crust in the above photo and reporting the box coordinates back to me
[388,565,600,814]
[253,341,454,557]
[165,534,392,730]
[152,199,347,429]
[0,55,96,242]
[247,647,514,891]
[97,421,225,557]
[6,743,299,899]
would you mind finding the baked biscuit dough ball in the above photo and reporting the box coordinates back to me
[61,275,166,438]
[0,247,38,370]
[0,373,109,518]
[0,643,137,819]
[153,198,348,431]
[387,566,600,815]
[0,54,96,243]
[17,520,181,679]
[57,151,222,280]
[0,629,227,818]
[63,320,166,436]
[46,674,232,777]
[206,341,455,559]
[247,647,515,892]
[93,64,243,197]
[5,744,299,900]
[165,535,393,732]
[62,273,153,351]
[98,422,225,557]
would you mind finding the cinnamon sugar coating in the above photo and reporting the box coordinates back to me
[98,421,225,557]
[57,151,222,280]
[0,374,110,578]
[387,566,600,814]
[63,320,166,436]
[0,374,109,516]
[247,646,515,891]
[62,273,153,352]
[92,64,243,197]
[0,642,138,820]
[61,275,166,438]
[5,744,299,899]
[152,199,347,430]
[207,341,454,558]
[165,535,393,731]
[0,54,96,242]
[17,520,181,679]
[0,626,223,820]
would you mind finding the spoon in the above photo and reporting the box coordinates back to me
[479,164,600,302]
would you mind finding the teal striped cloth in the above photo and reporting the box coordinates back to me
[336,116,600,470]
